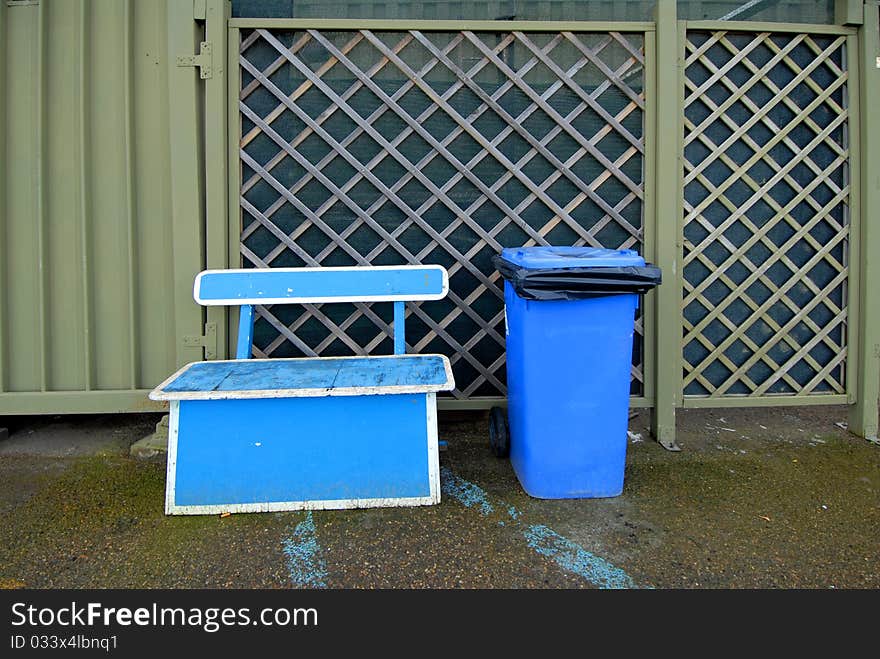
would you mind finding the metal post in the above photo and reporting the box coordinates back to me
[848,1,880,444]
[651,0,683,450]
[0,0,8,394]
[204,0,230,360]
[166,0,208,367]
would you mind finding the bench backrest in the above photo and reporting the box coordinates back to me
[193,266,449,359]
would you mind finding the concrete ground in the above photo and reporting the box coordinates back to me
[0,406,877,589]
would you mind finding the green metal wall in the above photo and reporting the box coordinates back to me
[0,0,207,414]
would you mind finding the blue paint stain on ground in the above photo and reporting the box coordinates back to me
[281,512,328,589]
[524,524,637,589]
[440,466,494,515]
[441,467,642,589]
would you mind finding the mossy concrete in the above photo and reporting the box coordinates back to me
[0,407,877,588]
[129,415,169,460]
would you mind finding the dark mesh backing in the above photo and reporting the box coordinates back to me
[231,1,834,24]
[682,30,849,397]
[237,28,646,398]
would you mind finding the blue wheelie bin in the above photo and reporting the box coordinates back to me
[493,247,661,499]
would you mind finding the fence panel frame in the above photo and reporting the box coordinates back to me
[678,19,858,415]
[848,0,880,444]
[226,18,656,409]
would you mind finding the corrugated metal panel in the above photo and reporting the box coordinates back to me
[0,0,207,414]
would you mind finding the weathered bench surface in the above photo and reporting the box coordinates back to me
[151,354,454,401]
[150,264,452,514]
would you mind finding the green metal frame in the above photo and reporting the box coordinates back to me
[6,390,167,415]
[845,31,862,407]
[227,18,656,32]
[0,0,6,395]
[642,29,657,410]
[205,0,230,361]
[685,20,857,36]
[683,394,849,409]
[848,0,880,444]
[167,0,211,370]
[649,1,683,449]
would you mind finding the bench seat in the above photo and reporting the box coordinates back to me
[151,355,454,400]
[149,264,453,515]
[150,354,455,515]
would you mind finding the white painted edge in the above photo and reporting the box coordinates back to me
[149,354,456,401]
[164,394,444,515]
[166,495,438,515]
[193,265,450,306]
[164,401,180,516]
[426,392,441,504]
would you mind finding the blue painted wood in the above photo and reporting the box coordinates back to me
[330,357,443,389]
[236,305,255,360]
[393,301,405,355]
[164,362,238,393]
[159,355,450,396]
[197,267,445,304]
[172,395,431,506]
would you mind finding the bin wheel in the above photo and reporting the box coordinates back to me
[489,406,509,458]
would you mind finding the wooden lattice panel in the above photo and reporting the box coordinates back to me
[237,28,646,398]
[683,30,850,398]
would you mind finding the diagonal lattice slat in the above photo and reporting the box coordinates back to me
[237,28,646,398]
[682,30,850,398]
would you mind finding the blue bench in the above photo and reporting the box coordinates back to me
[149,266,454,515]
